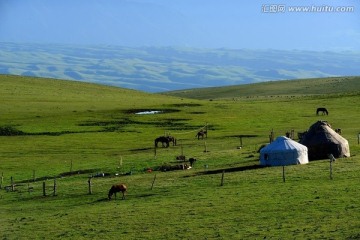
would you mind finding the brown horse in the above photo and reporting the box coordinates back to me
[196,130,207,140]
[108,183,127,200]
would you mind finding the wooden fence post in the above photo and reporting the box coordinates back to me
[282,166,286,183]
[53,178,57,196]
[43,181,46,196]
[88,177,93,194]
[329,154,335,180]
[269,129,274,143]
[118,156,123,169]
[221,170,225,186]
[0,172,3,189]
[28,181,32,194]
[11,176,15,191]
[151,174,157,190]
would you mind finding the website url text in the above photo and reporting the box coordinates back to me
[262,5,355,13]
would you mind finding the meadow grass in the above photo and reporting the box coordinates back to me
[1,75,360,239]
[163,76,360,100]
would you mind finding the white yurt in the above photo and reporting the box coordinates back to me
[260,136,309,166]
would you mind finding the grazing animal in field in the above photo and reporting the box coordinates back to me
[108,184,127,200]
[196,130,207,140]
[167,135,177,146]
[189,158,196,167]
[335,128,342,135]
[316,107,328,115]
[155,136,170,148]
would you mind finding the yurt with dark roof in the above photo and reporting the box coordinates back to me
[299,121,350,160]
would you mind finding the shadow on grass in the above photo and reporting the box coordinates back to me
[94,193,157,203]
[129,147,153,152]
[194,164,264,176]
[112,193,157,199]
[136,193,157,198]
[94,197,110,203]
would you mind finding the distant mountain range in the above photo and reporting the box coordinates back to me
[0,42,359,92]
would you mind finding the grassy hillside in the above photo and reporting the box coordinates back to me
[1,75,360,239]
[162,76,360,99]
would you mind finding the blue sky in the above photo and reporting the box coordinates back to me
[0,0,359,51]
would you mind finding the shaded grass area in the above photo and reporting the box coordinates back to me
[195,164,264,175]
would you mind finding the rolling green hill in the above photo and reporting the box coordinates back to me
[162,76,360,99]
[1,75,360,239]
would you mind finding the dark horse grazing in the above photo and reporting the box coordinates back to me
[155,136,176,148]
[155,136,169,148]
[108,183,127,200]
[316,107,328,115]
[196,130,207,140]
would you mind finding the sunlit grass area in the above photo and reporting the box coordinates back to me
[1,75,360,239]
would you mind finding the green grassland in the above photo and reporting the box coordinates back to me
[1,75,360,239]
[163,76,360,100]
